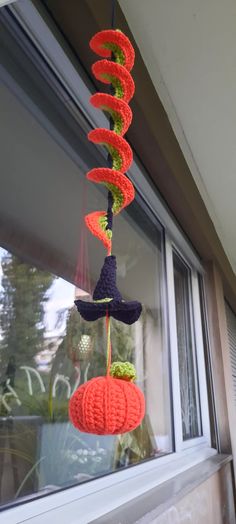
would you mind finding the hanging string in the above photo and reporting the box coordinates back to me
[111,0,116,29]
[105,0,117,369]
[105,0,116,256]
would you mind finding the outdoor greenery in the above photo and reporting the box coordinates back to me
[0,249,153,505]
[0,252,53,370]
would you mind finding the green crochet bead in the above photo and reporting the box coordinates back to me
[110,361,137,382]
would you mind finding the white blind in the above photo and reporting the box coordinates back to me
[225,302,236,405]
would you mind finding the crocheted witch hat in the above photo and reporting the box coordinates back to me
[75,255,142,325]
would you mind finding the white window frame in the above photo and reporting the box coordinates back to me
[1,2,214,523]
[0,0,15,7]
[166,239,211,452]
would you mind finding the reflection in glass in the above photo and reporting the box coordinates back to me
[173,252,202,440]
[0,210,172,504]
[0,16,172,505]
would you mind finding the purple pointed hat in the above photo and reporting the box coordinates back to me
[75,255,142,325]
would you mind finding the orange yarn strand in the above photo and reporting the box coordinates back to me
[107,241,112,256]
[106,309,112,375]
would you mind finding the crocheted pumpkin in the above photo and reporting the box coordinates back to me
[69,375,145,435]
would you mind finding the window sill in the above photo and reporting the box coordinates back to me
[91,453,232,524]
[3,446,220,524]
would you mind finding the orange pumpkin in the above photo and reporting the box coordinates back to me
[69,375,145,435]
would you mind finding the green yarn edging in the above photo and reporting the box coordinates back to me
[98,215,112,239]
[101,143,122,171]
[101,74,124,99]
[101,105,123,135]
[110,361,137,381]
[105,182,124,214]
[103,42,125,66]
[94,297,113,303]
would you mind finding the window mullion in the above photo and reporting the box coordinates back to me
[191,270,211,445]
[165,235,183,451]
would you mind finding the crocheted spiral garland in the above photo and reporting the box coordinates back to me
[85,29,135,253]
[75,29,142,326]
[69,30,145,435]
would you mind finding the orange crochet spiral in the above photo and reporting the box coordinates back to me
[85,30,136,254]
[69,375,145,435]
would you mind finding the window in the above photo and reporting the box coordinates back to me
[0,1,212,517]
[225,302,236,407]
[173,252,202,440]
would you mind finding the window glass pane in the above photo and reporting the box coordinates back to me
[0,16,172,506]
[173,252,202,440]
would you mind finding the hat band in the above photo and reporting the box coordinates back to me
[93,297,113,303]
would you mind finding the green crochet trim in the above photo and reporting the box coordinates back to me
[106,182,124,213]
[101,105,123,135]
[94,297,113,303]
[103,42,125,66]
[98,215,113,239]
[102,143,122,171]
[101,74,124,99]
[110,361,137,382]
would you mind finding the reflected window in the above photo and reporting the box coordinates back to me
[173,252,202,440]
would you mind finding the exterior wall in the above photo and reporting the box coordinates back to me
[152,464,234,524]
[205,262,236,477]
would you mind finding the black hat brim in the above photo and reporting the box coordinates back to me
[75,299,142,325]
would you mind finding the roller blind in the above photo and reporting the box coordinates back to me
[225,302,236,405]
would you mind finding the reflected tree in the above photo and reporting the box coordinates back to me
[0,252,53,372]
